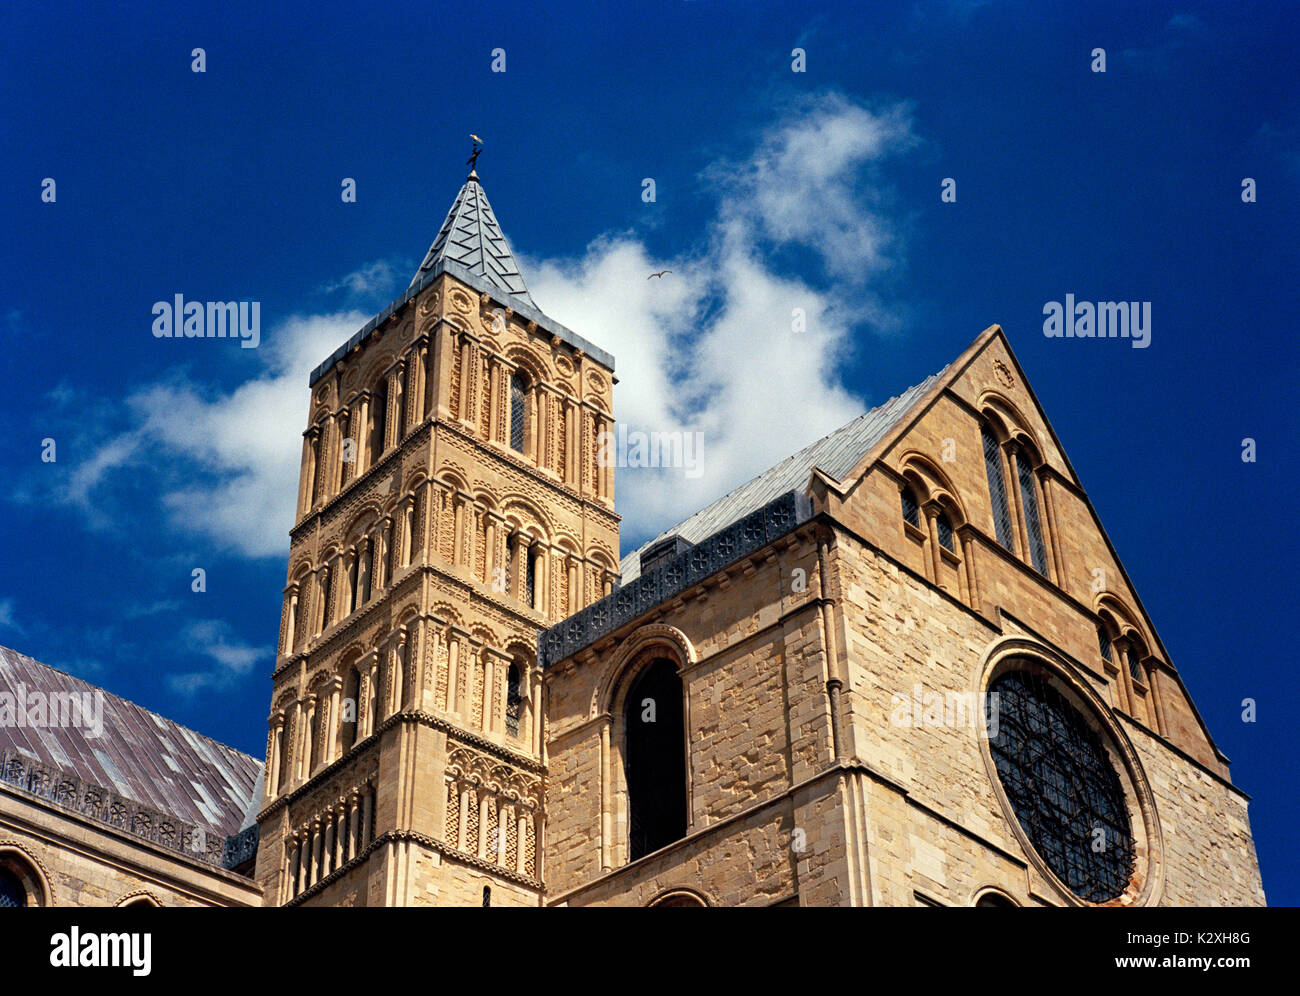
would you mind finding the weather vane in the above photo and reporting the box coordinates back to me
[467,134,483,171]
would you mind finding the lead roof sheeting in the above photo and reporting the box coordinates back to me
[620,368,946,584]
[0,645,261,837]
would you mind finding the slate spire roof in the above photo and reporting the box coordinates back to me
[409,169,537,307]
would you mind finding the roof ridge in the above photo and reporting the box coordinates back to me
[619,365,946,581]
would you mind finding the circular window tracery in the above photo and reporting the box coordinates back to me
[988,666,1135,903]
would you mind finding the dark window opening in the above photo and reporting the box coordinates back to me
[901,487,920,528]
[510,374,527,453]
[343,668,361,750]
[937,512,955,553]
[0,866,27,907]
[371,380,388,463]
[506,662,523,738]
[525,547,536,608]
[982,425,1014,550]
[482,885,491,907]
[1128,648,1144,684]
[625,658,688,861]
[1017,457,1048,574]
[1098,628,1113,664]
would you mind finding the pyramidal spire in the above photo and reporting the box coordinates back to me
[409,169,536,307]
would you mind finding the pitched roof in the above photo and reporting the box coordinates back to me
[620,367,946,583]
[0,645,261,838]
[409,170,536,307]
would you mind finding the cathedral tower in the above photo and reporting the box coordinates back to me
[254,168,620,906]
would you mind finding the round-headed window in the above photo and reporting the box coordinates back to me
[988,667,1134,903]
[0,866,27,907]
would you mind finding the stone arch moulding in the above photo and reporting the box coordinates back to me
[647,886,712,907]
[972,636,1165,908]
[898,450,970,525]
[114,889,164,907]
[593,623,697,719]
[969,884,1022,907]
[0,839,55,907]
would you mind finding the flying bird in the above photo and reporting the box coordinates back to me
[647,270,672,280]
[470,134,483,144]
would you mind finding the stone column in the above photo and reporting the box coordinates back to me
[354,393,371,474]
[267,715,284,798]
[565,399,577,486]
[960,530,981,612]
[532,668,544,756]
[300,695,318,779]
[477,791,491,859]
[483,653,495,733]
[1005,443,1029,561]
[387,361,404,448]
[447,632,461,713]
[458,784,471,850]
[923,502,943,585]
[283,587,299,654]
[327,678,343,761]
[484,515,498,590]
[347,792,360,862]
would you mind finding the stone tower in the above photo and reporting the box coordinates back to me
[253,169,620,906]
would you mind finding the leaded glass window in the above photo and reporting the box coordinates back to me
[901,487,920,528]
[0,866,26,907]
[988,667,1134,903]
[510,373,527,453]
[982,425,1014,550]
[1098,628,1113,663]
[1017,456,1049,574]
[1128,648,1144,684]
[506,662,523,738]
[937,512,955,553]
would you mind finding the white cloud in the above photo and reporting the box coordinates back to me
[167,619,270,697]
[0,598,26,637]
[64,311,368,558]
[526,92,916,544]
[63,91,917,559]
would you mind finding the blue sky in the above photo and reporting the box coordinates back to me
[1,1,1296,903]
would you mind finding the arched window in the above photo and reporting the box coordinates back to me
[1097,627,1114,663]
[901,486,920,528]
[0,866,27,907]
[625,658,688,861]
[318,571,333,633]
[342,667,361,750]
[370,379,389,463]
[1127,645,1144,684]
[509,373,527,453]
[936,510,955,553]
[975,891,1017,907]
[1016,454,1048,574]
[505,662,523,738]
[981,424,1014,550]
[482,885,492,907]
